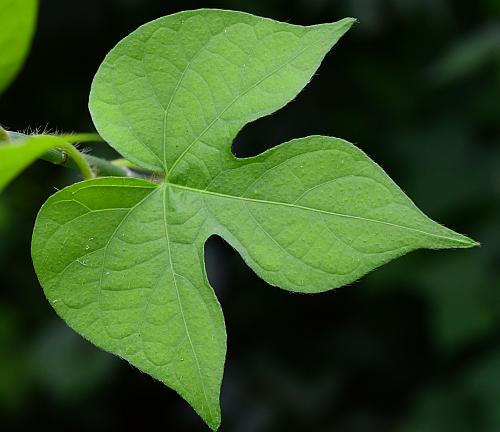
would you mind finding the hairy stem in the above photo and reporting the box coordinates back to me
[7,131,135,178]
[56,141,94,180]
[41,146,131,177]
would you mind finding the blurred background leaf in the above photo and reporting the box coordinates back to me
[0,0,37,94]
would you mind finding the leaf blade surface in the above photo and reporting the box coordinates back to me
[181,135,476,292]
[89,9,354,176]
[0,0,37,93]
[32,177,225,429]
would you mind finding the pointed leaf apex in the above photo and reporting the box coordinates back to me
[323,17,357,32]
[456,235,480,248]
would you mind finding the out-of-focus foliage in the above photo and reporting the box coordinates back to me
[0,136,66,192]
[0,0,37,94]
[428,25,500,85]
[397,350,500,432]
[0,0,498,431]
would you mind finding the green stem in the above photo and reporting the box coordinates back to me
[55,142,94,180]
[7,131,134,178]
[111,158,138,169]
[5,130,162,179]
[85,154,133,177]
[41,146,131,177]
[111,158,163,175]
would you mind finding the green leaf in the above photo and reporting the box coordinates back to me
[32,9,477,430]
[89,9,355,174]
[32,177,226,429]
[0,136,64,192]
[0,0,37,94]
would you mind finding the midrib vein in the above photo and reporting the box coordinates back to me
[167,182,472,246]
[161,185,213,422]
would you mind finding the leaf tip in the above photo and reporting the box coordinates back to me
[317,16,357,45]
[464,237,481,248]
[204,413,221,431]
[194,393,221,431]
[335,16,358,31]
[208,422,221,431]
[345,16,359,25]
[444,232,480,249]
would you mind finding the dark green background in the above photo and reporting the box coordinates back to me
[1,0,499,431]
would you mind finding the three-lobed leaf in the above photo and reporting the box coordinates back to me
[31,9,477,430]
[0,0,37,94]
